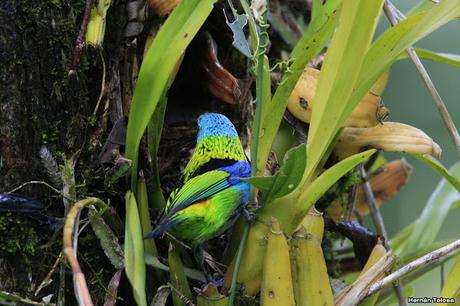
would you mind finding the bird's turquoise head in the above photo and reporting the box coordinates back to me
[196,113,239,143]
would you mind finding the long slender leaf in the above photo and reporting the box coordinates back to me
[402,47,460,69]
[124,191,147,306]
[256,0,341,178]
[136,176,158,256]
[413,154,460,191]
[125,0,216,190]
[438,254,460,304]
[352,0,460,128]
[403,162,460,256]
[304,0,384,187]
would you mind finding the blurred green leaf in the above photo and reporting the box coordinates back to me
[125,0,216,190]
[406,0,437,17]
[398,47,460,68]
[124,191,147,306]
[352,1,460,131]
[256,0,341,179]
[439,254,460,303]
[304,0,384,185]
[390,223,415,255]
[403,162,460,256]
[413,154,460,191]
[245,144,306,203]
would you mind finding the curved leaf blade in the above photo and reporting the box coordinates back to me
[403,162,460,256]
[125,0,216,189]
[124,191,147,306]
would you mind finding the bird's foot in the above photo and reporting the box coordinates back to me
[203,274,224,287]
[242,208,254,222]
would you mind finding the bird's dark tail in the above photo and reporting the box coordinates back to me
[144,219,178,240]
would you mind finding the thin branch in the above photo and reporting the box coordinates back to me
[360,165,388,241]
[383,0,460,158]
[360,165,407,306]
[0,290,54,306]
[92,50,107,116]
[7,180,65,198]
[378,250,459,301]
[361,239,460,301]
[70,0,95,74]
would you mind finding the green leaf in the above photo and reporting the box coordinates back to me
[136,177,159,256]
[245,144,306,203]
[352,1,460,128]
[125,0,216,190]
[88,207,124,270]
[439,254,460,301]
[297,149,376,215]
[406,0,437,17]
[398,47,460,68]
[224,12,252,57]
[168,244,192,306]
[124,191,147,306]
[256,0,341,179]
[403,162,460,256]
[304,0,384,185]
[413,154,460,192]
[144,254,206,282]
[389,223,415,255]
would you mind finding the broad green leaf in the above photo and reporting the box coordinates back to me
[125,0,216,190]
[124,191,147,306]
[352,0,460,127]
[304,0,384,186]
[245,144,306,203]
[263,149,375,233]
[438,254,460,304]
[398,47,460,69]
[406,0,437,17]
[297,149,376,214]
[256,0,341,179]
[403,162,460,256]
[413,154,460,191]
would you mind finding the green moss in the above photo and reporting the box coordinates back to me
[0,213,39,257]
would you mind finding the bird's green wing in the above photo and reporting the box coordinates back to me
[165,170,231,218]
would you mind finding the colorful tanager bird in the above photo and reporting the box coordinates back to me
[145,113,251,275]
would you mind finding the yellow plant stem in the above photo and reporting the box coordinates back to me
[260,218,295,306]
[290,208,334,306]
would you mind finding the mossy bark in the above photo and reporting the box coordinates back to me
[0,0,125,303]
